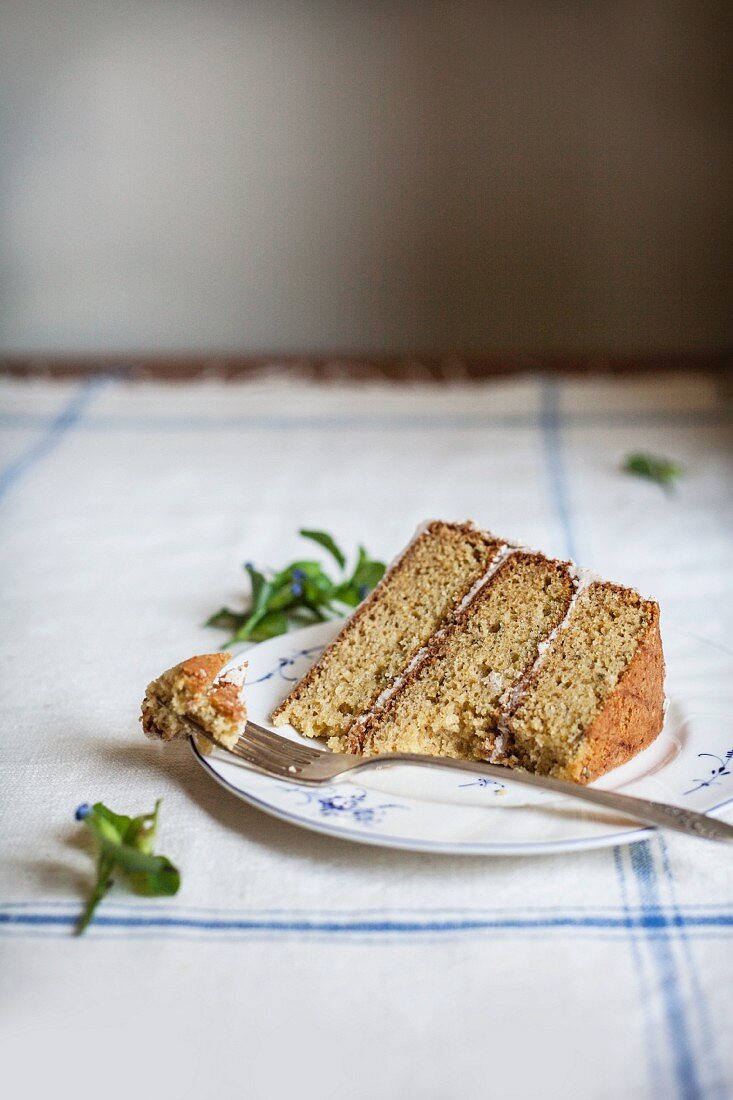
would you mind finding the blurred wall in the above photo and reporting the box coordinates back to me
[1,0,731,354]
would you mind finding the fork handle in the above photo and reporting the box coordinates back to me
[335,753,733,843]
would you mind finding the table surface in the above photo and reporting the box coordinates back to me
[1,370,732,1100]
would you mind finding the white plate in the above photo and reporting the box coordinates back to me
[191,622,733,855]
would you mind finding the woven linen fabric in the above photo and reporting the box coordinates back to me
[1,371,732,1100]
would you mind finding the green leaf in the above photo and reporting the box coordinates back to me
[207,530,386,644]
[342,545,385,597]
[332,582,363,608]
[226,616,260,644]
[352,558,385,591]
[302,575,336,604]
[225,576,276,642]
[288,607,324,627]
[205,607,245,631]
[245,610,289,641]
[271,560,323,586]
[75,800,180,934]
[622,452,685,491]
[122,799,160,855]
[244,563,269,612]
[299,529,347,569]
[125,855,181,897]
[87,803,131,843]
[76,851,115,935]
[266,584,301,612]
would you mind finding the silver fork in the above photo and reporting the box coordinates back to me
[189,718,733,843]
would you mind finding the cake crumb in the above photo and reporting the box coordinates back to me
[141,654,247,751]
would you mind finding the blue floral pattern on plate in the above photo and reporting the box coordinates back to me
[684,749,733,796]
[248,645,325,685]
[280,784,404,827]
[458,777,506,793]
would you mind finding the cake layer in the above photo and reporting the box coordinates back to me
[348,552,575,757]
[499,583,663,782]
[272,521,504,742]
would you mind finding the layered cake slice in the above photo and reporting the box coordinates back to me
[273,523,664,784]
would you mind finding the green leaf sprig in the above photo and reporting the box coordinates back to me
[74,800,180,934]
[622,452,685,492]
[207,529,386,645]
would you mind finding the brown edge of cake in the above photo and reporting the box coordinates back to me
[271,520,502,727]
[346,552,577,755]
[495,584,664,783]
[564,599,664,783]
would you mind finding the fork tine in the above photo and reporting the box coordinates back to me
[239,738,317,769]
[179,703,320,774]
[184,719,293,776]
[227,739,294,776]
[244,721,322,761]
[237,734,319,770]
[236,731,296,770]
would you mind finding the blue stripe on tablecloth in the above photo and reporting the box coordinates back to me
[540,377,708,1100]
[614,847,665,1093]
[0,375,111,503]
[630,844,704,1099]
[0,409,729,432]
[2,907,733,935]
[658,836,726,1099]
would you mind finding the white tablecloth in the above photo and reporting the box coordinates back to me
[1,370,732,1100]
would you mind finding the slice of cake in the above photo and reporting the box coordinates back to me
[272,523,664,784]
[141,654,247,751]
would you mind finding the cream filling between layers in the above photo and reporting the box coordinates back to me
[347,539,519,736]
[276,519,466,725]
[490,564,600,760]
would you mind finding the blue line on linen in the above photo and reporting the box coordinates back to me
[0,375,109,503]
[658,837,726,1099]
[540,376,672,1097]
[2,910,733,933]
[614,847,665,1094]
[630,843,702,1100]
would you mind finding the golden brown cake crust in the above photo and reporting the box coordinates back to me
[177,654,231,693]
[560,601,665,784]
[270,520,500,727]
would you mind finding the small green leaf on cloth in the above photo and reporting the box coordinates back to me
[622,452,685,491]
[74,800,180,934]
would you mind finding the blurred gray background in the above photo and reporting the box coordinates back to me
[1,0,731,354]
